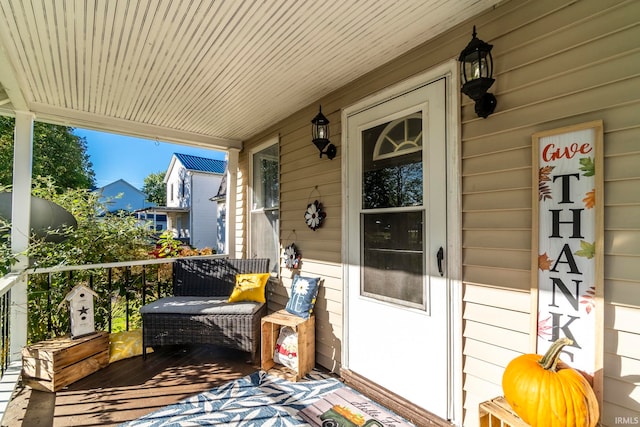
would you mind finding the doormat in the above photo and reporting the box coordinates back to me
[299,387,415,427]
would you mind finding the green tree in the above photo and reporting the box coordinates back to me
[27,177,153,267]
[0,116,96,190]
[0,218,16,275]
[142,171,166,205]
[25,177,159,341]
[0,184,19,274]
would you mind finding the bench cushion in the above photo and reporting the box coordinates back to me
[140,296,263,316]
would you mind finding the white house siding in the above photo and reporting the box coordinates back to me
[190,172,221,249]
[237,0,640,425]
[165,165,188,209]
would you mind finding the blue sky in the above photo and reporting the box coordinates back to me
[74,128,225,190]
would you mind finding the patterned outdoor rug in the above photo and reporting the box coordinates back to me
[119,370,416,427]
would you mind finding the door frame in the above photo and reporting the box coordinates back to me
[341,59,462,424]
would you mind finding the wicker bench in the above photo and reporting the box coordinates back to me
[140,257,270,362]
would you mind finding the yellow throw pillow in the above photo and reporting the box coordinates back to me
[109,329,152,363]
[228,273,270,303]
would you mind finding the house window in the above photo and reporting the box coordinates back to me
[250,140,279,274]
[170,183,174,202]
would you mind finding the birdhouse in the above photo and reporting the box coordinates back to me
[65,285,99,339]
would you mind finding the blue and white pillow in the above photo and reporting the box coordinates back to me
[285,275,320,319]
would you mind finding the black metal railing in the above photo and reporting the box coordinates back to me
[27,259,178,343]
[0,254,226,376]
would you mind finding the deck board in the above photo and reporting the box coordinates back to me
[3,344,258,426]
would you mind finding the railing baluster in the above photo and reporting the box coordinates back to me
[0,293,3,376]
[1,291,8,375]
[107,268,113,333]
[142,266,146,306]
[4,291,8,371]
[47,273,52,334]
[157,266,161,298]
[125,267,130,331]
[89,274,95,331]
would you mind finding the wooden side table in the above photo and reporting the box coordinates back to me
[479,396,530,427]
[22,331,110,392]
[261,309,314,382]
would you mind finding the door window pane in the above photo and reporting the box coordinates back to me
[360,111,425,308]
[361,211,424,306]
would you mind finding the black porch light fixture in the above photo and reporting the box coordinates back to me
[311,105,336,160]
[458,26,497,118]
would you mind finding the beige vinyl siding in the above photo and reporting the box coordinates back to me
[240,112,345,371]
[237,0,639,425]
[462,285,531,422]
[460,1,640,426]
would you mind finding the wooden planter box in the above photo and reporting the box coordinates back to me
[261,310,314,382]
[479,397,530,427]
[22,331,110,392]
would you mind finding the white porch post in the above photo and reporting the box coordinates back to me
[225,149,239,258]
[9,111,34,362]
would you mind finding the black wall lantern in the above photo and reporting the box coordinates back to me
[311,105,336,160]
[458,26,497,118]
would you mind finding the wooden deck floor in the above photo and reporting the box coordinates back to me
[2,345,259,427]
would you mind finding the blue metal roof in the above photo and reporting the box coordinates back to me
[174,153,225,174]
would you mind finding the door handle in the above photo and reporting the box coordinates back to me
[437,247,444,277]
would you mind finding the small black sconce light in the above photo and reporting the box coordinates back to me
[458,26,497,118]
[311,105,337,160]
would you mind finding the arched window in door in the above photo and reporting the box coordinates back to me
[372,112,422,161]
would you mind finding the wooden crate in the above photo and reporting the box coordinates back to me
[261,310,314,382]
[479,397,530,427]
[22,331,110,392]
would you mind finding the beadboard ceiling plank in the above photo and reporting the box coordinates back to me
[0,0,500,146]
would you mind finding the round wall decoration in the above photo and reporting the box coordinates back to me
[282,243,301,269]
[304,200,326,231]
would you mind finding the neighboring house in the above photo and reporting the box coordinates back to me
[149,153,225,249]
[94,179,155,214]
[94,179,165,232]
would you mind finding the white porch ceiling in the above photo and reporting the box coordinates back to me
[0,0,500,150]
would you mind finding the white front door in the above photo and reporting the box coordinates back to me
[345,77,449,418]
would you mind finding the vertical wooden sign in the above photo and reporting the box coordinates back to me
[531,120,604,399]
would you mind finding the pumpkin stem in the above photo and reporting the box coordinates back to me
[538,337,573,371]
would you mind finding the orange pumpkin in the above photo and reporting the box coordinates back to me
[501,337,599,427]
